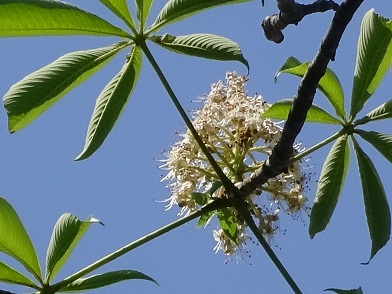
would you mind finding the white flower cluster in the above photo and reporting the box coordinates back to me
[160,72,309,256]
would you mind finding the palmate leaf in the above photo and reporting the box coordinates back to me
[99,0,136,30]
[3,42,129,133]
[135,0,154,28]
[275,57,346,119]
[261,99,342,124]
[0,261,37,288]
[355,99,392,125]
[59,270,157,292]
[150,33,249,70]
[356,130,392,165]
[353,139,390,262]
[350,10,392,118]
[0,0,130,37]
[309,135,350,238]
[76,46,142,160]
[148,0,251,32]
[45,213,103,283]
[0,197,41,281]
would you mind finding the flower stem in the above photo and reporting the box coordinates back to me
[52,199,227,292]
[138,41,236,193]
[234,200,303,294]
[290,129,346,163]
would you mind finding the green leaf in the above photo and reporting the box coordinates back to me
[353,139,390,263]
[0,0,130,37]
[197,211,214,228]
[150,33,249,70]
[148,0,251,32]
[356,130,392,164]
[325,287,363,294]
[75,46,142,160]
[99,0,136,30]
[135,0,154,28]
[309,135,349,238]
[0,261,37,288]
[217,208,238,242]
[0,197,41,281]
[355,99,392,125]
[350,9,392,118]
[191,192,209,206]
[261,99,342,124]
[208,181,222,196]
[45,213,103,283]
[3,42,129,133]
[60,270,157,292]
[275,57,346,119]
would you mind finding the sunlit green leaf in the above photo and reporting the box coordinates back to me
[76,46,142,160]
[355,99,392,125]
[351,9,392,118]
[261,99,342,124]
[0,261,37,288]
[148,0,251,32]
[99,0,136,29]
[150,33,249,70]
[135,0,154,28]
[356,130,392,164]
[3,42,130,133]
[60,270,157,292]
[353,138,390,263]
[325,287,363,294]
[275,57,346,119]
[0,197,41,281]
[217,208,237,242]
[309,135,349,238]
[45,213,103,283]
[0,0,130,37]
[197,211,215,228]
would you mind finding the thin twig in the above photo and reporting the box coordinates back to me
[262,0,339,43]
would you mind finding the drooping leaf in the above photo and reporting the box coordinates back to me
[275,57,345,119]
[148,0,251,32]
[99,0,136,30]
[353,139,390,263]
[0,197,41,281]
[0,261,37,288]
[350,9,392,118]
[354,99,392,125]
[3,42,130,133]
[356,130,392,164]
[261,99,342,124]
[217,208,238,242]
[150,33,249,70]
[309,135,349,238]
[325,287,363,294]
[45,213,103,283]
[0,0,130,37]
[75,46,142,160]
[135,0,154,28]
[59,270,157,292]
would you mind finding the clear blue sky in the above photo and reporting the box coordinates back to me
[0,1,391,293]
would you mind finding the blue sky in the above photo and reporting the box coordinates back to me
[0,1,391,293]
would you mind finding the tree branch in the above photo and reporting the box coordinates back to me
[239,0,364,196]
[262,0,339,43]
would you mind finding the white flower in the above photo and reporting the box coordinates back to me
[160,72,311,256]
